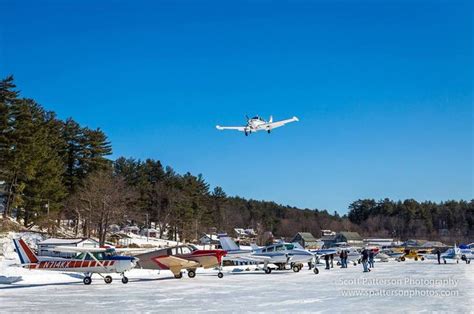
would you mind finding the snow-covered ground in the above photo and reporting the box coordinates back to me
[1,257,472,313]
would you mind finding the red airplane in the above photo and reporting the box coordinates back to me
[135,245,227,279]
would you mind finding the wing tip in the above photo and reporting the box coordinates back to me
[216,125,223,130]
[293,116,299,122]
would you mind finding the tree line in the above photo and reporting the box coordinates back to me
[347,198,473,243]
[1,75,472,244]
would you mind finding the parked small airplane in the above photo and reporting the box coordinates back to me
[216,115,299,136]
[12,239,138,285]
[459,244,473,263]
[219,236,320,274]
[423,245,463,264]
[134,245,227,278]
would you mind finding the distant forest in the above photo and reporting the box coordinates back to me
[0,76,472,244]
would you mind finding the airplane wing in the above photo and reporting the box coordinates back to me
[216,125,247,132]
[224,253,271,263]
[158,256,200,269]
[258,116,299,130]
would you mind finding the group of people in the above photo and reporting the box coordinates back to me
[321,249,377,272]
[361,248,375,272]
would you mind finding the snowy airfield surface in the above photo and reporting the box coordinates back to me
[1,259,473,313]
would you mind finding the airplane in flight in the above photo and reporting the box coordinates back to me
[13,238,138,285]
[219,235,320,274]
[216,115,299,136]
[134,244,227,279]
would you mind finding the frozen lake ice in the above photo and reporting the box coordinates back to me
[0,259,473,313]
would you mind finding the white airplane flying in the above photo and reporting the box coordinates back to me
[13,239,139,285]
[216,115,299,136]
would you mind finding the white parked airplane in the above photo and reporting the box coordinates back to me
[13,239,139,285]
[216,115,299,136]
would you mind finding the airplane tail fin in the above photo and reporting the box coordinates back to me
[218,236,241,252]
[12,239,39,264]
[269,115,273,123]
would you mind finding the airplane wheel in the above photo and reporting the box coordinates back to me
[444,260,447,264]
[292,265,300,273]
[121,276,129,284]
[313,268,319,275]
[83,276,92,285]
[421,257,425,261]
[457,260,459,264]
[265,268,272,274]
[400,257,406,262]
[174,273,183,279]
[104,276,113,284]
[415,257,418,261]
[188,270,196,278]
[218,272,224,279]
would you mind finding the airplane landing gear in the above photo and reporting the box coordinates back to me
[313,267,319,275]
[174,272,183,279]
[217,272,224,279]
[104,276,113,284]
[267,129,271,134]
[83,276,92,285]
[292,265,300,273]
[245,131,248,136]
[121,276,129,284]
[265,268,272,274]
[187,270,196,278]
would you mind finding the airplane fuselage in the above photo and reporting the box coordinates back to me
[24,256,137,273]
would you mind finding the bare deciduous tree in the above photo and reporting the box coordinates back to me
[67,170,135,245]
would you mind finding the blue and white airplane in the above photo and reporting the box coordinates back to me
[218,235,320,274]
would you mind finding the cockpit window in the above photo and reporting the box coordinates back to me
[276,245,285,251]
[181,247,192,255]
[188,244,198,252]
[285,244,294,250]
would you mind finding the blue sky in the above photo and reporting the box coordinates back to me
[1,0,472,213]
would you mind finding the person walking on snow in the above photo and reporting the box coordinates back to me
[368,250,375,268]
[361,249,370,272]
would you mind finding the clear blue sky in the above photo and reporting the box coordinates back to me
[1,0,472,213]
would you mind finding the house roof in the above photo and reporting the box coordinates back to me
[293,232,317,242]
[39,238,98,245]
[123,226,140,230]
[338,232,363,241]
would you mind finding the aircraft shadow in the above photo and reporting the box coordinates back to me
[0,281,81,290]
[129,277,177,282]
